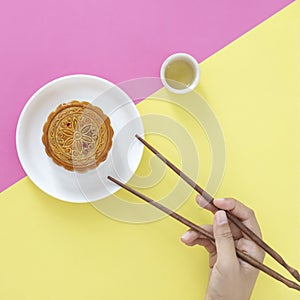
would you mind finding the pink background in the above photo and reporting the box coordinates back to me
[0,0,294,192]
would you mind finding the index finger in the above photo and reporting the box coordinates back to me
[214,198,262,238]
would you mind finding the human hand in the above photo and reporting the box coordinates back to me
[181,197,265,300]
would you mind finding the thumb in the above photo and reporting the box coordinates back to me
[213,210,237,268]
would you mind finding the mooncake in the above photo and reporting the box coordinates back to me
[42,100,113,172]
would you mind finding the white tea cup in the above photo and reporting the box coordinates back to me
[160,53,200,94]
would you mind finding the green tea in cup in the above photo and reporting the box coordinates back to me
[160,53,200,94]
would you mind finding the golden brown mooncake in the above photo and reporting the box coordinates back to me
[42,100,114,172]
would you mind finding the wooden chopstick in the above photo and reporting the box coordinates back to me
[107,176,300,291]
[135,134,300,282]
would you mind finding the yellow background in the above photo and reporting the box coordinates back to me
[0,2,299,299]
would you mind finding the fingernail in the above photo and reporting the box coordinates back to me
[215,210,228,225]
[196,195,207,208]
[181,231,191,241]
[214,198,225,203]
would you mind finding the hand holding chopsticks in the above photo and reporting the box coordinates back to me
[135,134,300,283]
[107,135,300,292]
[181,197,265,299]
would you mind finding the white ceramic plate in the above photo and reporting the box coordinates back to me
[16,74,144,203]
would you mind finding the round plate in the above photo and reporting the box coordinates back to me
[16,74,144,203]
